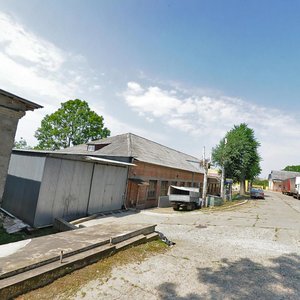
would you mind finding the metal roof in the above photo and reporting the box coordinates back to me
[84,156,135,167]
[0,89,42,111]
[57,133,204,173]
[169,185,199,192]
[0,89,43,110]
[11,150,133,168]
[268,170,300,181]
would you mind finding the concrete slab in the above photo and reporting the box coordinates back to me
[0,222,155,279]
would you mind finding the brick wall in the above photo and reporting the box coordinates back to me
[126,161,203,209]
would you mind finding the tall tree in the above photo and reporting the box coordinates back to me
[283,165,300,172]
[35,99,110,150]
[212,123,261,195]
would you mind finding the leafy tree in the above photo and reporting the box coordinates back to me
[283,165,300,172]
[212,123,261,195]
[35,99,110,150]
[14,137,31,149]
[252,178,269,189]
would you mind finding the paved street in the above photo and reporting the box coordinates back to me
[74,191,300,300]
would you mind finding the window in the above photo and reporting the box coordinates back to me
[148,180,157,198]
[171,181,177,186]
[87,145,95,152]
[160,181,169,196]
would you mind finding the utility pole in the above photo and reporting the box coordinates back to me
[220,165,225,199]
[202,146,208,202]
[220,138,227,199]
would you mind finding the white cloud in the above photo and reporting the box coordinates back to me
[0,12,64,71]
[0,11,106,146]
[123,81,300,176]
[0,12,102,103]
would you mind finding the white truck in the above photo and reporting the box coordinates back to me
[293,177,300,199]
[168,185,202,211]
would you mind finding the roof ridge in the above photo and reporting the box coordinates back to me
[127,133,132,157]
[128,132,200,161]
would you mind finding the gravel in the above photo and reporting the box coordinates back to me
[74,191,300,300]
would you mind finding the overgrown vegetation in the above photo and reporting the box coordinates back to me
[17,240,168,300]
[0,225,57,245]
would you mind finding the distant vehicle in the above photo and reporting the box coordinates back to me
[250,188,265,199]
[168,185,202,211]
[282,177,300,199]
[293,177,300,200]
[282,177,296,196]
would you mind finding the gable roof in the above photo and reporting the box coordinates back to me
[0,89,42,111]
[57,133,204,173]
[268,170,300,181]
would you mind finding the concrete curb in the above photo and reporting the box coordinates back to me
[215,199,249,210]
[0,226,159,299]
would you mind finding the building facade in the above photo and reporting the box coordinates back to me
[2,150,131,227]
[126,161,203,209]
[268,170,300,192]
[0,89,41,204]
[58,133,205,209]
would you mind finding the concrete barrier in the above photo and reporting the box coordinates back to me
[54,217,77,232]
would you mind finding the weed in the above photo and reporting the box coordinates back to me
[17,240,168,300]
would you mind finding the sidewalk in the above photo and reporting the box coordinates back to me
[0,222,157,299]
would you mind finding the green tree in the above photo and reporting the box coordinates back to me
[283,165,300,172]
[252,178,268,189]
[14,137,31,149]
[212,123,261,195]
[35,99,110,150]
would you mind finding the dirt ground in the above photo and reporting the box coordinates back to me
[71,191,300,300]
[18,192,300,299]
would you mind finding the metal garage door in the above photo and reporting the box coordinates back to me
[87,164,128,214]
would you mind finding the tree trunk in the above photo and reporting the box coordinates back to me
[240,178,246,195]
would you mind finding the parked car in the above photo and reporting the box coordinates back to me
[250,188,265,199]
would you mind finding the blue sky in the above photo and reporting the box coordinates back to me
[1,0,300,177]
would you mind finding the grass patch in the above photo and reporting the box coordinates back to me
[17,240,168,300]
[232,193,251,201]
[0,224,58,245]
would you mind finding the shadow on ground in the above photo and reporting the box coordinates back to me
[157,253,300,299]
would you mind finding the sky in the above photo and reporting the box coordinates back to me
[1,0,300,178]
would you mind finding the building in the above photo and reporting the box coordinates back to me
[268,170,300,192]
[2,150,133,227]
[57,133,205,209]
[0,89,42,204]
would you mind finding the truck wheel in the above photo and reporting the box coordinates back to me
[187,203,193,211]
[173,204,179,211]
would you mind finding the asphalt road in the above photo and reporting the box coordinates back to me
[74,191,300,300]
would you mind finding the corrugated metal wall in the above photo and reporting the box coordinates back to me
[2,154,46,225]
[34,157,94,227]
[88,164,127,214]
[34,157,128,227]
[3,154,128,227]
